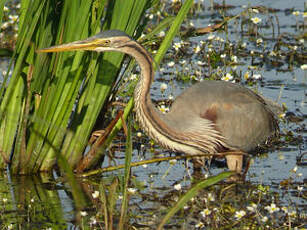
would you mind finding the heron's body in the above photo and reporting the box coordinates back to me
[163,80,277,153]
[39,30,279,174]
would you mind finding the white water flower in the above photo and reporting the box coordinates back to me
[127,188,137,194]
[172,0,180,4]
[129,74,137,81]
[252,8,259,14]
[90,216,97,225]
[193,45,201,54]
[265,203,280,214]
[235,210,246,219]
[281,206,288,213]
[195,222,204,228]
[167,61,175,67]
[158,31,165,37]
[208,193,215,202]
[256,38,263,44]
[197,60,206,66]
[292,11,300,16]
[231,55,238,63]
[289,210,297,217]
[179,59,186,65]
[173,42,181,51]
[8,15,18,23]
[251,17,262,24]
[1,22,10,30]
[80,211,88,217]
[215,36,224,43]
[200,208,211,218]
[159,105,169,114]
[300,64,307,70]
[221,73,233,81]
[252,73,262,80]
[160,83,168,92]
[244,71,250,80]
[207,34,215,40]
[92,191,99,199]
[174,183,182,191]
[247,203,257,212]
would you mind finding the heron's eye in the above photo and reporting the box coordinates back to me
[101,40,111,46]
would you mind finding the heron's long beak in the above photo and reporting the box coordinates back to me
[37,39,109,53]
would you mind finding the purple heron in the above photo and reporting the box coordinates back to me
[39,30,279,175]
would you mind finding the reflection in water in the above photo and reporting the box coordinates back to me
[1,173,70,229]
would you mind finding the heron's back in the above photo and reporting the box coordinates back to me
[166,80,279,152]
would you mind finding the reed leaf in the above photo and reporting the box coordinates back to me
[119,116,132,230]
[154,0,193,65]
[0,0,5,26]
[157,171,234,230]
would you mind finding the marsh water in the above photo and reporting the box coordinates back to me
[0,0,306,229]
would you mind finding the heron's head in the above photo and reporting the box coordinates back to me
[37,30,133,53]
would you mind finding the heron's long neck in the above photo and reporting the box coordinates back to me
[121,41,167,138]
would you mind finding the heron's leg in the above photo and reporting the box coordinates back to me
[225,154,243,173]
[191,158,205,179]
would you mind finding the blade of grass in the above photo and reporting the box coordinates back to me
[80,152,244,177]
[154,0,193,65]
[107,177,119,230]
[157,171,234,230]
[141,16,175,42]
[118,115,132,230]
[0,0,6,26]
[99,181,109,230]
